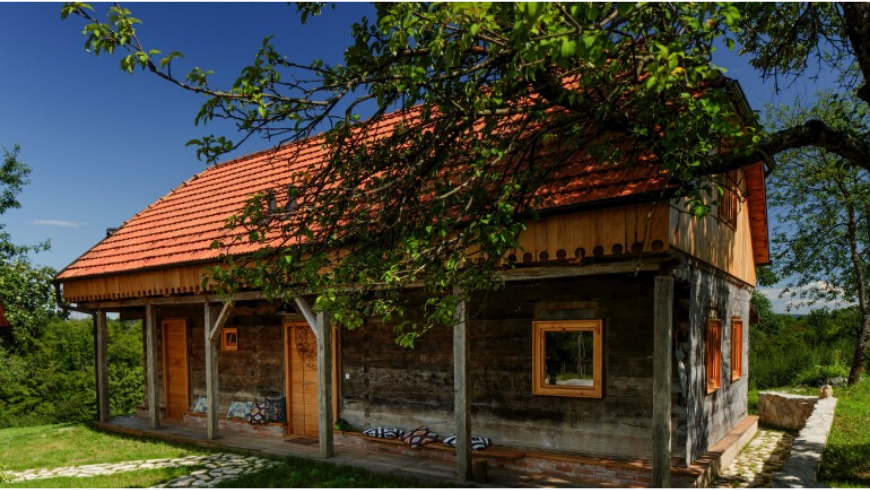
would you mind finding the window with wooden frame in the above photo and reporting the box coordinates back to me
[731,318,743,381]
[718,170,740,227]
[532,320,603,398]
[705,319,722,394]
[221,327,238,351]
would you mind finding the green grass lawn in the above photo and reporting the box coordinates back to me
[818,380,870,487]
[215,457,447,488]
[0,423,209,472]
[3,466,202,488]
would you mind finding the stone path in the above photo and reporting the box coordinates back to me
[714,428,796,488]
[4,452,277,488]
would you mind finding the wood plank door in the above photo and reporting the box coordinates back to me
[162,319,189,419]
[285,323,319,438]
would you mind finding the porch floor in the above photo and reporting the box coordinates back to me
[94,416,596,488]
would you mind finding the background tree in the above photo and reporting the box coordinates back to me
[765,91,870,384]
[59,3,870,347]
[0,146,57,350]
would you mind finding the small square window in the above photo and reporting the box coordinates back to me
[221,327,238,352]
[532,320,603,398]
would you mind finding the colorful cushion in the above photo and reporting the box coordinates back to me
[248,403,268,424]
[227,401,253,419]
[362,426,405,440]
[265,397,287,423]
[443,435,492,451]
[401,426,438,448]
[191,396,207,414]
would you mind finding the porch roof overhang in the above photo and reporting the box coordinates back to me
[66,256,674,311]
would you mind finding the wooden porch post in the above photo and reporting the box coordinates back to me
[145,304,160,429]
[96,309,110,422]
[204,304,220,440]
[653,276,674,488]
[316,310,335,458]
[453,285,472,482]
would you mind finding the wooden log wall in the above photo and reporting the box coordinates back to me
[142,305,291,419]
[681,264,750,464]
[339,274,688,462]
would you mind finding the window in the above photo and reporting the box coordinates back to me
[705,319,722,394]
[717,170,739,227]
[532,320,603,398]
[731,318,743,381]
[221,327,238,351]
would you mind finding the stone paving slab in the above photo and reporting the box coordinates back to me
[713,428,795,488]
[3,452,277,488]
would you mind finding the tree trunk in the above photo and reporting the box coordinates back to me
[844,199,868,385]
[849,315,870,385]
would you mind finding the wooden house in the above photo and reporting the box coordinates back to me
[54,93,769,487]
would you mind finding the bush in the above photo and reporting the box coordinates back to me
[749,300,866,389]
[0,317,144,428]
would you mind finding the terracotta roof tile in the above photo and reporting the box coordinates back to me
[57,112,670,280]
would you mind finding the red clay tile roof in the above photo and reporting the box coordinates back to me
[56,114,671,281]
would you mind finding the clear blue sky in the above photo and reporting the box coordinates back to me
[0,3,837,312]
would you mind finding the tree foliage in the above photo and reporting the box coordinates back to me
[0,318,144,428]
[59,3,870,347]
[765,91,870,384]
[0,146,57,350]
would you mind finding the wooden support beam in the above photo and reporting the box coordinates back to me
[294,297,319,339]
[208,301,233,341]
[95,309,110,423]
[145,304,160,430]
[653,276,674,488]
[316,310,334,458]
[204,304,220,440]
[453,285,473,482]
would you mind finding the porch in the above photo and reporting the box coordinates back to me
[93,413,759,487]
[96,415,587,487]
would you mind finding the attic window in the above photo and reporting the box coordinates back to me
[718,170,739,227]
[264,186,299,221]
[532,320,603,398]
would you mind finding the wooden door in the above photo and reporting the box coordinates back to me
[162,319,189,419]
[285,323,319,438]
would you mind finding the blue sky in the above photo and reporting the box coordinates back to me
[0,3,839,313]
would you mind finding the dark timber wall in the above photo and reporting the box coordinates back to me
[339,273,686,461]
[143,305,289,416]
[679,262,751,464]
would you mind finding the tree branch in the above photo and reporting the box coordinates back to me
[708,119,870,176]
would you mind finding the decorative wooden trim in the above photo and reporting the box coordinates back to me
[730,318,743,382]
[221,327,238,352]
[531,319,603,398]
[705,318,722,394]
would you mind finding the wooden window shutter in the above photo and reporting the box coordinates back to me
[731,318,743,381]
[705,319,722,394]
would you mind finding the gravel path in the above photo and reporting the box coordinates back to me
[713,428,796,488]
[4,452,276,488]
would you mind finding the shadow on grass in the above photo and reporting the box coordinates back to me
[214,456,455,488]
